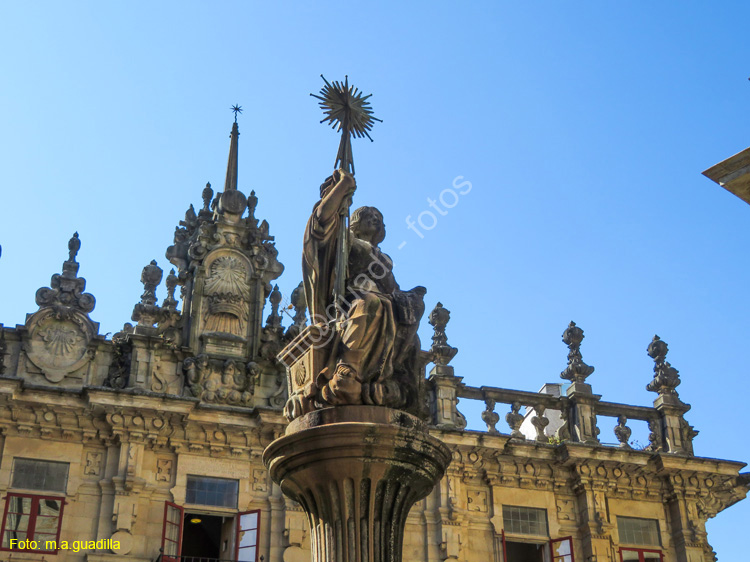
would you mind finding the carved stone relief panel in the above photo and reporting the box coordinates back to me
[156,458,173,482]
[201,252,253,339]
[24,309,95,383]
[84,451,103,476]
[150,359,182,395]
[556,497,577,524]
[252,468,268,492]
[466,489,488,513]
[184,355,258,406]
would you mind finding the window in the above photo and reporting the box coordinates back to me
[617,517,660,547]
[0,493,65,553]
[235,510,261,562]
[503,505,548,536]
[11,459,69,493]
[499,530,573,562]
[186,475,238,508]
[161,501,261,562]
[619,548,663,562]
[550,536,574,562]
[161,502,183,562]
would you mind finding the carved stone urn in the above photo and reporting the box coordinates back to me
[263,406,450,562]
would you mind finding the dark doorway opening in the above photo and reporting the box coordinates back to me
[181,513,224,561]
[505,540,548,562]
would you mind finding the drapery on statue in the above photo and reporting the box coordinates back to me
[283,169,427,419]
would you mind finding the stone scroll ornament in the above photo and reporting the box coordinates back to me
[281,77,428,421]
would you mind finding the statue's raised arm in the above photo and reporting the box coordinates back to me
[315,169,356,229]
[303,169,356,324]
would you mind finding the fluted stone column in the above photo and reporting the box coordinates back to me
[263,406,450,562]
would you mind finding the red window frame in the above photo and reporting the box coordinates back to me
[619,547,664,562]
[500,530,575,562]
[161,501,184,562]
[0,493,66,553]
[550,536,574,562]
[235,509,261,562]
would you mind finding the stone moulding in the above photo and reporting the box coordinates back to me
[263,406,451,562]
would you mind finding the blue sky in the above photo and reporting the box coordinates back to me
[1,1,749,558]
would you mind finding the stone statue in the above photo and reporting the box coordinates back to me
[285,169,426,419]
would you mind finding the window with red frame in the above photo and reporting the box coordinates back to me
[235,509,261,562]
[551,536,574,561]
[619,547,663,561]
[617,516,662,562]
[0,493,65,553]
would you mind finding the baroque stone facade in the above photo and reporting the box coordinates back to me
[0,121,746,562]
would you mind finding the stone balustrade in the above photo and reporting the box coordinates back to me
[425,313,698,456]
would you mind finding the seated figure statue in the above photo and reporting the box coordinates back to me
[284,169,426,419]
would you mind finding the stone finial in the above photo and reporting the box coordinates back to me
[646,335,681,397]
[265,285,283,329]
[290,281,307,330]
[132,260,163,328]
[481,398,499,434]
[68,231,81,263]
[428,302,458,367]
[162,269,179,311]
[247,190,258,221]
[506,402,525,439]
[140,260,163,306]
[201,183,214,213]
[560,321,595,384]
[35,232,96,314]
[283,282,308,343]
[614,415,632,448]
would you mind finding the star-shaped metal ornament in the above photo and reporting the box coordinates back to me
[231,104,243,122]
[311,75,382,175]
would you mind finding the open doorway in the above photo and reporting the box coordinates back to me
[505,540,550,562]
[161,503,261,562]
[181,513,235,561]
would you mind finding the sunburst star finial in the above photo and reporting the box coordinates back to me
[310,75,382,175]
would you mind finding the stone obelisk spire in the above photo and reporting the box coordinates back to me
[217,106,246,220]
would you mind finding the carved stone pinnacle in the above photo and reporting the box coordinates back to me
[35,233,96,314]
[646,335,681,397]
[560,321,595,384]
[428,302,458,367]
[140,260,163,306]
[265,285,283,329]
[163,269,179,311]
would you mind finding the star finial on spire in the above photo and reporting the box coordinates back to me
[231,104,243,123]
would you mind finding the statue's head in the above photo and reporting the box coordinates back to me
[350,206,385,245]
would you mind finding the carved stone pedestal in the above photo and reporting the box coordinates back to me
[263,406,450,562]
